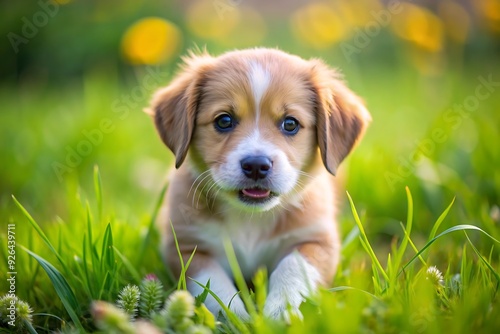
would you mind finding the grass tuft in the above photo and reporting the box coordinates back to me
[3,173,499,333]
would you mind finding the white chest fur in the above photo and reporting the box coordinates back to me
[195,210,321,280]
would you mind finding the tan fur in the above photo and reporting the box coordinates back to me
[148,48,370,318]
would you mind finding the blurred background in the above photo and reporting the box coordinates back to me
[1,0,499,253]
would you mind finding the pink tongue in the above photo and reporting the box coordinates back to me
[242,188,271,198]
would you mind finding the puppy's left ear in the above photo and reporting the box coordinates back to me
[310,60,371,175]
[145,52,214,168]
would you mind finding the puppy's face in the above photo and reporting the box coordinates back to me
[191,55,318,210]
[149,49,370,211]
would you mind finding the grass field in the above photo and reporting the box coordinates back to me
[1,44,500,332]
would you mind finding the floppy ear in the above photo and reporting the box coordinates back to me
[310,59,371,175]
[146,53,214,168]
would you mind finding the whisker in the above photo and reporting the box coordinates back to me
[204,181,219,207]
[297,170,314,180]
[187,169,211,198]
[197,178,215,209]
[192,173,213,208]
[210,186,223,211]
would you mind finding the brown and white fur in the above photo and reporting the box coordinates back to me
[147,48,370,320]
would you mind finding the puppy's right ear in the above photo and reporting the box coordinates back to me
[146,53,214,168]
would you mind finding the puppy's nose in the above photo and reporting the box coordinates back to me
[240,156,272,180]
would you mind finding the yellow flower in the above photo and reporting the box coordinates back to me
[291,2,348,49]
[391,3,444,53]
[474,0,500,33]
[121,17,182,65]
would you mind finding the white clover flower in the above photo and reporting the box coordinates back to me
[426,266,444,287]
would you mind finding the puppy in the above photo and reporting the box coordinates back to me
[147,48,370,319]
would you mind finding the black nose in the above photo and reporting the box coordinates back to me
[240,156,272,180]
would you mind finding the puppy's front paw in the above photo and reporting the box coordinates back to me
[263,252,320,321]
[263,290,303,322]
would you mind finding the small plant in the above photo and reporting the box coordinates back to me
[117,285,141,320]
[0,294,35,333]
[139,274,164,319]
[92,301,135,334]
[92,281,214,334]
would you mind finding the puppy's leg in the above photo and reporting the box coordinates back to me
[264,242,336,320]
[186,254,249,319]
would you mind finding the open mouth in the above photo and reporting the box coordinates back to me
[238,187,274,204]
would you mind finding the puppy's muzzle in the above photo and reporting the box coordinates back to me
[240,156,273,181]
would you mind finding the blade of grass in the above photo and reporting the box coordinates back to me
[252,268,268,314]
[138,183,167,264]
[93,165,103,222]
[341,225,360,251]
[85,203,101,297]
[428,197,455,242]
[461,244,469,289]
[171,222,187,291]
[99,223,117,299]
[22,319,38,334]
[329,286,380,300]
[101,223,115,271]
[399,222,427,267]
[359,237,383,292]
[388,187,414,292]
[399,224,500,276]
[73,240,93,299]
[223,238,257,318]
[82,234,95,299]
[22,248,84,331]
[347,191,389,282]
[195,279,211,306]
[395,187,414,267]
[464,232,500,287]
[179,247,197,290]
[113,246,142,284]
[97,271,111,300]
[12,196,68,272]
[192,279,250,334]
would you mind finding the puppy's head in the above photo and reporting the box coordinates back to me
[148,48,370,211]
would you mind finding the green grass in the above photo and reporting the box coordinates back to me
[1,54,499,332]
[3,173,499,333]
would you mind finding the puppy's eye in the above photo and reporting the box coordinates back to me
[281,116,300,135]
[214,114,235,132]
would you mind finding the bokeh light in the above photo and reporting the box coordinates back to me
[186,0,240,40]
[474,0,500,33]
[391,3,444,53]
[438,1,470,44]
[290,2,347,49]
[334,0,383,28]
[121,17,182,65]
[186,1,266,47]
[216,6,267,48]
